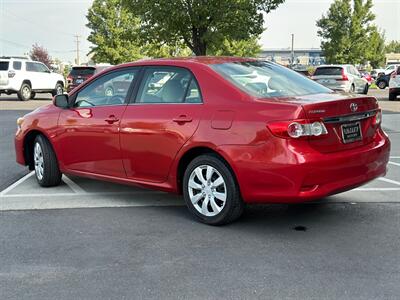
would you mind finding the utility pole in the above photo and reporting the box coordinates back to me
[74,35,81,65]
[291,33,295,67]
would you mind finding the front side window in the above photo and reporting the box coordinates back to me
[211,61,331,98]
[36,63,49,73]
[74,69,137,107]
[136,67,202,103]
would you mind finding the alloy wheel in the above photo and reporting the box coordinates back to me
[22,86,31,99]
[188,165,227,217]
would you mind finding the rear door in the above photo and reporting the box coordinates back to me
[120,66,203,183]
[0,60,10,87]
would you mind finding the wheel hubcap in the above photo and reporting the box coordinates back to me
[188,165,227,217]
[56,86,63,95]
[22,87,30,98]
[34,143,44,180]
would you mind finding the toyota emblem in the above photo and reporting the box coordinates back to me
[350,103,358,112]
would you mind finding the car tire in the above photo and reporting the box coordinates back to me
[33,135,62,187]
[52,83,64,97]
[350,84,355,93]
[30,92,36,100]
[362,84,369,95]
[389,93,397,101]
[183,154,244,225]
[17,83,32,101]
[377,81,387,89]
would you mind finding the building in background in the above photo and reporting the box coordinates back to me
[259,48,325,66]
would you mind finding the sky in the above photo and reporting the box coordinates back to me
[0,0,399,63]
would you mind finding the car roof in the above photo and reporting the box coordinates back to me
[316,65,348,68]
[114,56,258,68]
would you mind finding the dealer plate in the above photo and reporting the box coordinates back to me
[341,122,362,143]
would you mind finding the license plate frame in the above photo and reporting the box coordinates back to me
[75,79,84,84]
[341,122,362,144]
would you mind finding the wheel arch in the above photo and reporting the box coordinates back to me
[23,129,57,170]
[21,79,32,88]
[175,146,240,194]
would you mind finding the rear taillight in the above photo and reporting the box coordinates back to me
[8,70,16,78]
[372,109,382,126]
[337,69,348,81]
[67,76,73,83]
[267,119,328,139]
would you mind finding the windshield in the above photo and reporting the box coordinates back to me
[211,61,331,98]
[70,67,96,76]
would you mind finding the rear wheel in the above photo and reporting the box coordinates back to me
[183,154,244,225]
[17,83,31,101]
[350,84,355,93]
[52,83,64,96]
[362,84,369,95]
[33,135,62,187]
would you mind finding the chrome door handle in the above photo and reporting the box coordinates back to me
[105,115,119,124]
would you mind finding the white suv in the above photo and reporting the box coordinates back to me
[389,66,400,101]
[0,57,65,101]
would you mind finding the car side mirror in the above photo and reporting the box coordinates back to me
[54,94,70,109]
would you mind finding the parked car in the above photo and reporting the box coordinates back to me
[376,72,393,89]
[0,57,65,101]
[311,65,369,94]
[360,71,373,85]
[389,66,400,101]
[15,57,390,225]
[292,65,310,77]
[67,65,111,92]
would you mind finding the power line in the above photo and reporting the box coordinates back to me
[0,38,79,54]
[74,35,81,65]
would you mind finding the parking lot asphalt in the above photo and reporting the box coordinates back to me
[1,91,400,299]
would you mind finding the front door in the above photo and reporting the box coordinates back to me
[120,66,203,182]
[56,67,139,177]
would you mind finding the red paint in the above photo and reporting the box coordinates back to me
[15,57,390,203]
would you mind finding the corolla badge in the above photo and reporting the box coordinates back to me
[350,103,358,112]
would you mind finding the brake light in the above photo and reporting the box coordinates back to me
[8,70,16,78]
[267,119,328,139]
[337,69,348,81]
[67,76,73,83]
[372,109,382,126]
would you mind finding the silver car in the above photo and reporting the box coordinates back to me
[312,64,369,94]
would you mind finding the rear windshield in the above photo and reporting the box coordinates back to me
[0,61,9,71]
[314,67,343,76]
[211,61,331,98]
[69,67,96,76]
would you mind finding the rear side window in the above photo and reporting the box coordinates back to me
[70,67,96,76]
[314,67,343,76]
[211,61,330,98]
[13,61,22,70]
[136,67,202,104]
[26,62,37,72]
[0,61,9,71]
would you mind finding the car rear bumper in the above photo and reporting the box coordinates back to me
[389,87,400,94]
[218,128,390,203]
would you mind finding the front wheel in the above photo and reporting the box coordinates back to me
[33,135,62,187]
[377,81,387,89]
[183,154,244,225]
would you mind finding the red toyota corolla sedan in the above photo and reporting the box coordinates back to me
[15,57,390,225]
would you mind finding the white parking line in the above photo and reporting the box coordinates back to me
[354,188,400,191]
[0,171,34,196]
[377,177,400,186]
[62,175,87,194]
[389,161,400,167]
[390,156,400,159]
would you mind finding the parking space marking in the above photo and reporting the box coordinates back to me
[62,175,87,194]
[377,177,400,186]
[389,161,400,167]
[354,188,400,191]
[0,171,34,196]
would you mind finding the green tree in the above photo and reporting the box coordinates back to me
[87,0,143,64]
[386,40,400,53]
[317,0,385,67]
[209,37,262,57]
[124,0,284,56]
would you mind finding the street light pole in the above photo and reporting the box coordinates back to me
[291,33,295,67]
